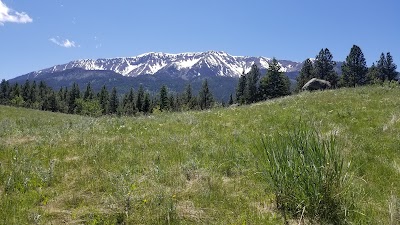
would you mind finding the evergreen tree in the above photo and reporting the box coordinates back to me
[259,58,290,99]
[98,85,109,115]
[68,82,80,113]
[123,87,136,115]
[184,83,198,110]
[10,83,24,106]
[44,90,58,112]
[22,80,31,103]
[341,45,368,87]
[11,83,21,99]
[377,53,386,82]
[159,85,169,111]
[0,79,11,104]
[236,71,247,104]
[143,92,151,114]
[29,81,39,108]
[136,85,144,112]
[376,52,398,82]
[59,87,68,102]
[199,79,213,110]
[184,84,193,106]
[366,63,380,84]
[314,48,339,87]
[244,64,260,103]
[38,81,48,102]
[109,87,119,114]
[168,94,175,111]
[385,52,398,81]
[0,80,5,104]
[296,58,314,91]
[228,93,234,105]
[175,93,184,111]
[57,87,69,113]
[83,82,94,100]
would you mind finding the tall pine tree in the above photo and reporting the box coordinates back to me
[296,58,314,91]
[377,53,386,82]
[385,52,398,81]
[199,79,213,110]
[228,93,234,105]
[244,64,260,103]
[159,85,169,111]
[236,71,247,104]
[259,58,290,99]
[10,83,24,106]
[98,85,109,115]
[68,82,80,113]
[366,63,380,84]
[44,90,59,112]
[314,48,339,87]
[136,85,144,112]
[0,79,11,104]
[29,81,39,108]
[108,87,119,114]
[143,92,151,114]
[122,88,136,115]
[83,82,94,100]
[22,80,31,104]
[185,83,197,109]
[38,81,48,103]
[376,52,398,82]
[341,45,368,87]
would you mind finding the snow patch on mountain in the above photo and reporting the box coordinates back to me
[30,51,302,79]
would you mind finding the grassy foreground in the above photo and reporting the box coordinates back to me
[1,85,399,224]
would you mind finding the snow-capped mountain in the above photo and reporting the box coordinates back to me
[10,51,343,102]
[30,51,302,79]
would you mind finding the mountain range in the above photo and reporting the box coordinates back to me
[9,51,342,101]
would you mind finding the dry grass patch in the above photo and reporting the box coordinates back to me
[4,135,38,146]
[64,155,80,162]
[176,200,207,222]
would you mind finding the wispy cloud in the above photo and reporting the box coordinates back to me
[49,37,78,48]
[0,0,32,25]
[94,36,102,49]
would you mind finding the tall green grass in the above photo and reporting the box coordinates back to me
[257,123,354,224]
[1,85,400,224]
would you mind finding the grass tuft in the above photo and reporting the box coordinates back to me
[257,122,354,224]
[389,194,400,225]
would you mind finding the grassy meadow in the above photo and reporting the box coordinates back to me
[1,85,399,224]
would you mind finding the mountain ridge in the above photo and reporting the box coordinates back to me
[9,51,342,101]
[27,51,303,79]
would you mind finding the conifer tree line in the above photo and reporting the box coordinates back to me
[236,58,290,104]
[0,79,216,116]
[1,45,398,113]
[236,46,398,105]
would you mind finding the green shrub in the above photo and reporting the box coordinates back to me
[257,123,354,224]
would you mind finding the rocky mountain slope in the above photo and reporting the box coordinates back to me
[24,51,302,79]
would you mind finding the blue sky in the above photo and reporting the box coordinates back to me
[1,0,399,80]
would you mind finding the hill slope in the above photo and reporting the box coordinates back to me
[1,86,399,224]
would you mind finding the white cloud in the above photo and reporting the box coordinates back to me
[0,0,32,25]
[94,36,102,48]
[49,37,78,48]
